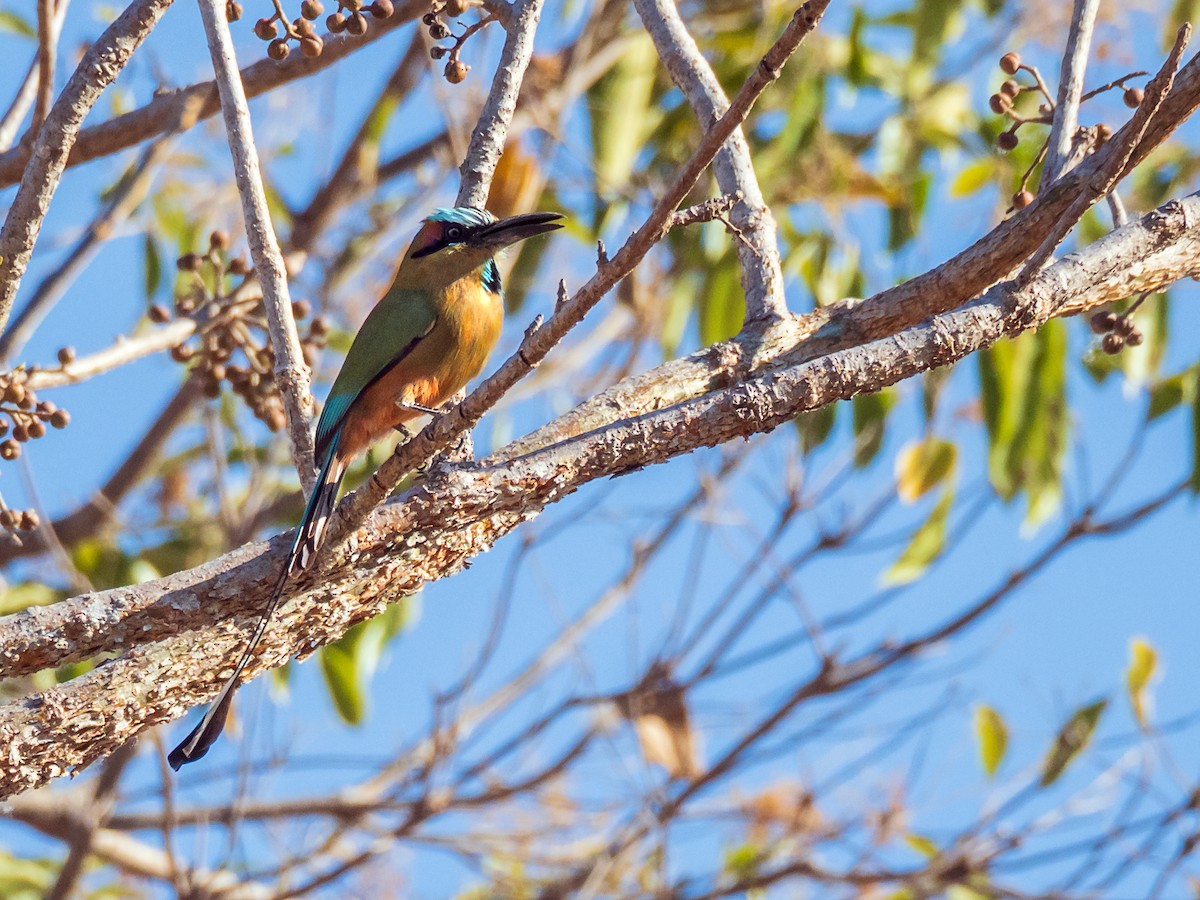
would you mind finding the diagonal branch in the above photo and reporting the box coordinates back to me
[198,0,316,488]
[633,0,787,322]
[0,0,175,339]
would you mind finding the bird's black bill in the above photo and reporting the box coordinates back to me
[168,682,238,770]
[474,211,564,250]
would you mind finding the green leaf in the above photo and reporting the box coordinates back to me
[895,437,957,502]
[852,389,896,467]
[698,259,744,346]
[1040,699,1107,787]
[1126,638,1158,729]
[319,597,418,725]
[143,233,162,301]
[950,158,995,198]
[883,488,952,585]
[904,833,939,859]
[723,843,764,881]
[1193,375,1200,493]
[588,32,659,196]
[0,10,35,38]
[974,704,1008,777]
[795,403,836,454]
[1148,370,1192,421]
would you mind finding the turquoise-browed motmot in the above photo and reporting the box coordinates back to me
[169,207,563,769]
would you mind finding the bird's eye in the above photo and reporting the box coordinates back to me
[445,225,464,241]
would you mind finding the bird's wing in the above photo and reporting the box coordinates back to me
[314,288,438,463]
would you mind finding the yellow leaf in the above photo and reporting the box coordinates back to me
[1127,637,1158,729]
[895,438,957,502]
[974,705,1008,777]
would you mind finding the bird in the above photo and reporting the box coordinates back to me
[168,207,564,769]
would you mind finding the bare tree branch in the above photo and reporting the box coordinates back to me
[0,0,175,338]
[198,0,316,488]
[634,0,788,322]
[1043,0,1101,184]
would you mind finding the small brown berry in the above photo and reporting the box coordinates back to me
[301,0,324,19]
[442,0,469,14]
[26,419,45,439]
[292,300,312,319]
[301,35,324,57]
[996,130,1018,151]
[1000,79,1020,99]
[226,0,243,21]
[19,510,39,531]
[988,93,1011,115]
[0,509,17,529]
[268,38,290,60]
[1095,122,1113,145]
[429,21,450,39]
[1013,189,1034,209]
[327,11,347,31]
[999,52,1021,76]
[0,420,9,436]
[56,346,75,365]
[12,425,28,443]
[2,382,19,404]
[1123,87,1144,109]
[176,252,202,272]
[430,45,448,59]
[203,378,221,399]
[294,16,315,36]
[170,344,194,363]
[421,11,438,24]
[1101,332,1124,355]
[17,393,33,411]
[370,0,394,17]
[254,17,278,39]
[444,59,469,83]
[0,440,19,461]
[50,409,69,429]
[149,304,171,323]
[310,316,330,336]
[347,11,368,34]
[228,256,249,275]
[267,408,287,432]
[1089,311,1116,334]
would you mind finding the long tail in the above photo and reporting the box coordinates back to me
[168,436,346,770]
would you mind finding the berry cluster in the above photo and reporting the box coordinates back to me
[325,0,395,41]
[988,51,1147,211]
[155,231,328,431]
[0,366,71,535]
[246,0,331,60]
[424,0,491,84]
[1090,309,1145,355]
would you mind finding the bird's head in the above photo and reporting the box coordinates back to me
[399,207,563,293]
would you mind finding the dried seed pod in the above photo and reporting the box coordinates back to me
[1123,87,1144,108]
[999,52,1021,75]
[268,38,291,60]
[347,11,369,34]
[421,11,438,24]
[254,17,278,39]
[444,59,469,83]
[226,0,243,20]
[429,20,450,39]
[56,346,75,365]
[430,45,448,59]
[1089,311,1116,334]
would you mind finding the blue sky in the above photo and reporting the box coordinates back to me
[1,0,1199,895]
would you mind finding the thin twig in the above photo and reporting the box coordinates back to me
[32,0,60,137]
[197,0,316,490]
[0,0,175,340]
[455,0,547,208]
[634,0,788,322]
[1043,0,1100,184]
